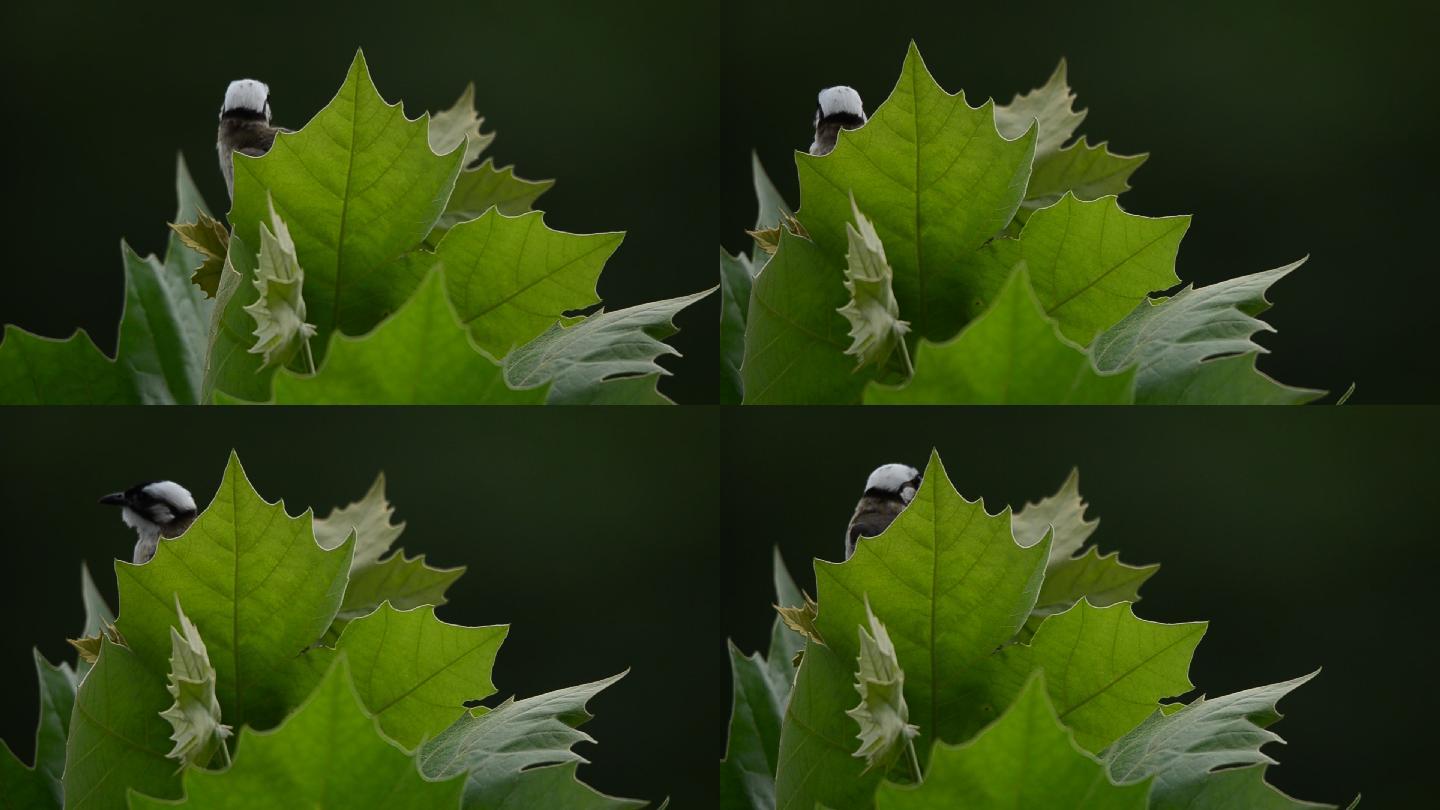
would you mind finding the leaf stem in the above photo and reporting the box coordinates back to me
[905,737,922,785]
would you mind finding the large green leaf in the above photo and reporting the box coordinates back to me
[0,651,76,809]
[437,159,554,235]
[795,42,1036,341]
[984,601,1205,751]
[129,657,465,810]
[201,234,274,403]
[960,194,1189,344]
[418,673,641,808]
[741,232,867,404]
[864,267,1135,404]
[435,210,622,357]
[62,639,179,810]
[813,451,1050,753]
[503,289,711,404]
[0,327,138,404]
[874,675,1151,809]
[114,452,354,731]
[262,270,545,404]
[115,155,214,405]
[1091,262,1324,404]
[719,249,753,405]
[1023,138,1147,211]
[1027,547,1159,629]
[1146,764,1340,810]
[298,604,506,751]
[1104,673,1322,807]
[229,50,465,348]
[333,552,464,628]
[774,640,882,810]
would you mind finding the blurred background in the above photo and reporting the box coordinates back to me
[722,0,1439,403]
[0,0,718,403]
[0,408,720,804]
[722,407,1439,806]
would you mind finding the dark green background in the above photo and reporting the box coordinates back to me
[722,0,1439,403]
[0,0,718,403]
[0,408,721,804]
[722,407,1437,806]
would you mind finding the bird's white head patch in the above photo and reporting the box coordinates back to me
[143,480,197,513]
[222,79,271,118]
[865,463,921,502]
[817,86,866,122]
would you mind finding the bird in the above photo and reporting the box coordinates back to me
[217,78,287,200]
[844,463,921,559]
[99,481,198,564]
[809,86,867,156]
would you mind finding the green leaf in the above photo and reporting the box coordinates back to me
[428,83,495,166]
[864,267,1135,404]
[63,638,180,810]
[752,151,792,231]
[994,60,1086,162]
[719,249,753,405]
[1091,262,1325,404]
[229,50,465,348]
[1105,672,1323,806]
[116,155,215,404]
[845,600,918,773]
[814,450,1050,750]
[418,673,640,807]
[461,761,645,810]
[435,210,622,357]
[0,326,139,404]
[503,289,712,404]
[0,650,76,809]
[129,657,466,810]
[1028,547,1159,629]
[314,472,405,572]
[987,601,1205,751]
[242,199,316,369]
[962,194,1189,344]
[774,640,882,810]
[837,198,911,375]
[264,270,545,404]
[742,232,867,404]
[300,603,506,751]
[201,234,275,403]
[1012,469,1099,563]
[874,675,1151,809]
[114,452,354,731]
[78,562,117,679]
[168,212,229,299]
[1023,138,1148,211]
[796,43,1037,342]
[1147,764,1340,810]
[334,551,465,629]
[158,598,231,769]
[438,159,555,233]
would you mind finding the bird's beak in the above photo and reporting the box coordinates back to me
[98,492,128,507]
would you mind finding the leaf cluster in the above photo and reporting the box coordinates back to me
[0,52,710,405]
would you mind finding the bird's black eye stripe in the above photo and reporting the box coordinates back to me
[819,111,865,129]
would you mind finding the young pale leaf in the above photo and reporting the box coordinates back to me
[775,592,823,648]
[1104,672,1321,806]
[874,675,1151,809]
[865,267,1135,404]
[418,673,642,807]
[243,200,317,369]
[1146,763,1342,810]
[69,622,127,665]
[845,600,919,774]
[296,603,506,750]
[720,249,754,405]
[814,451,1051,752]
[129,657,466,810]
[114,452,354,732]
[993,60,1086,161]
[258,269,546,405]
[796,43,1037,341]
[1091,261,1325,404]
[201,234,275,403]
[837,198,911,375]
[428,82,495,166]
[742,232,868,404]
[169,211,229,299]
[1012,468,1099,564]
[986,601,1206,752]
[503,289,712,404]
[229,51,465,348]
[63,638,180,810]
[962,194,1190,344]
[313,472,404,572]
[159,597,232,769]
